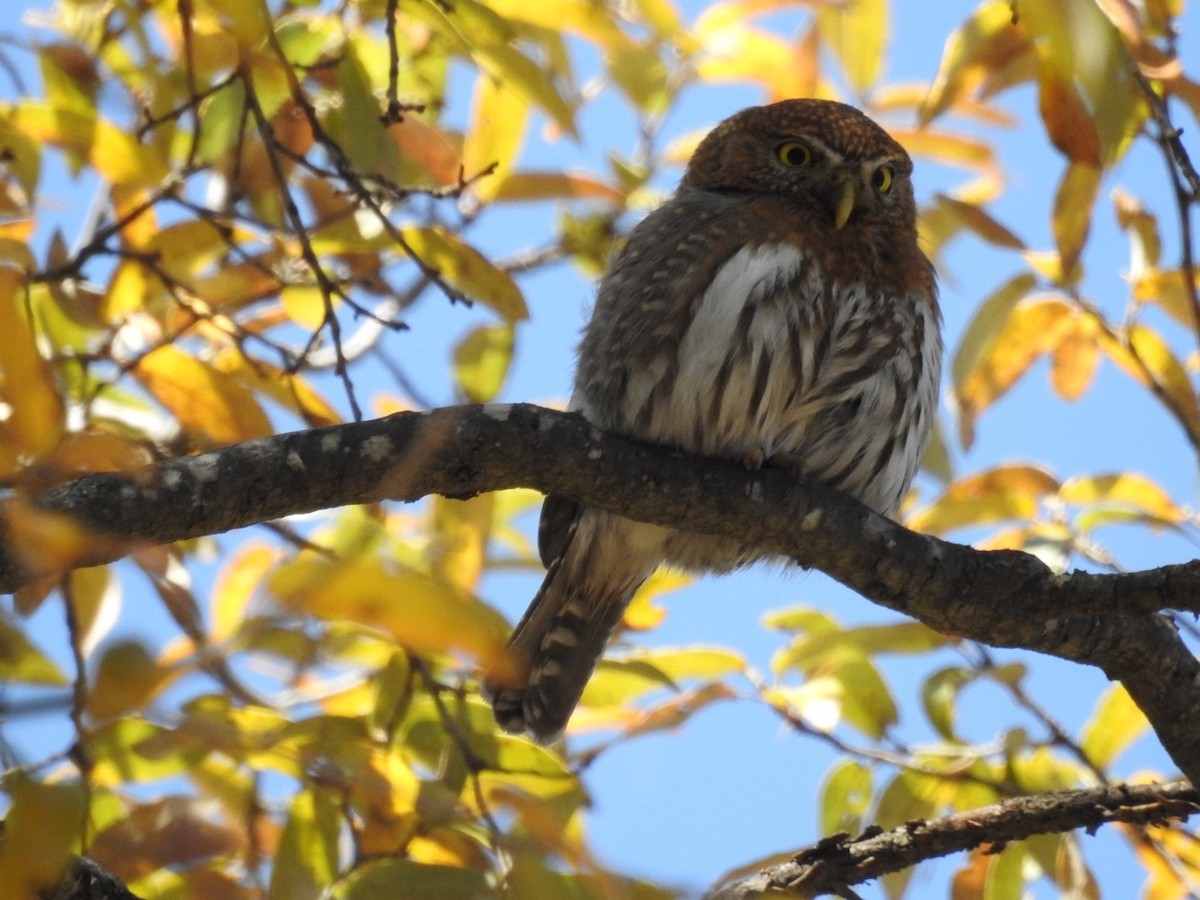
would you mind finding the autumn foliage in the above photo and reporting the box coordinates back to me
[1,0,1199,898]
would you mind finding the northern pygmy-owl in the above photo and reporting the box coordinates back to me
[486,99,942,742]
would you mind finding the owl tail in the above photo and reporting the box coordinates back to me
[486,555,646,743]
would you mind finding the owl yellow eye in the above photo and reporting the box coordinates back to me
[776,142,813,167]
[872,165,895,194]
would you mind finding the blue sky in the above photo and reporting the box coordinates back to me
[5,0,1200,896]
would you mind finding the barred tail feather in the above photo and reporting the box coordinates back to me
[489,561,640,742]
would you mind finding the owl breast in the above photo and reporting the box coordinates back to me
[573,241,941,571]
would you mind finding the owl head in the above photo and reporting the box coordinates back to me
[682,99,916,234]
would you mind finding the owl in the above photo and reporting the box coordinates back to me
[486,99,942,742]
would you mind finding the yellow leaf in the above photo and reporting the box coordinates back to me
[398,226,528,321]
[269,556,516,682]
[463,73,529,201]
[817,0,888,93]
[1106,325,1200,436]
[492,171,624,204]
[0,267,64,460]
[1050,315,1101,401]
[889,127,998,174]
[955,296,1074,448]
[412,0,577,139]
[270,790,340,900]
[453,323,515,403]
[88,640,174,720]
[428,494,495,594]
[0,780,85,896]
[908,465,1059,536]
[280,284,330,330]
[1134,268,1197,329]
[694,23,818,101]
[2,496,117,578]
[0,614,68,685]
[623,569,691,631]
[921,0,1031,124]
[212,347,341,428]
[1059,472,1185,524]
[134,344,273,446]
[1080,683,1150,767]
[6,101,169,187]
[211,544,278,642]
[934,194,1024,249]
[608,42,672,114]
[1053,162,1101,277]
[67,566,120,658]
[45,429,155,475]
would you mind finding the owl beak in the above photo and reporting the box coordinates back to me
[832,180,857,230]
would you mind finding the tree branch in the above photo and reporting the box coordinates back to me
[707,781,1200,899]
[2,404,1199,779]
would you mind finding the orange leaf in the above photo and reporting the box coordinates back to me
[1050,315,1101,401]
[1038,71,1101,166]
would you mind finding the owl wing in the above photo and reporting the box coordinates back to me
[537,494,581,568]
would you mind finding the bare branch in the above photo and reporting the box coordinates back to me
[707,781,1200,899]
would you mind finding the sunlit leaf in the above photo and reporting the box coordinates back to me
[398,225,529,321]
[921,0,1031,124]
[134,344,273,446]
[212,347,342,428]
[463,72,529,201]
[270,789,341,900]
[0,611,68,685]
[412,0,577,139]
[908,465,1059,536]
[492,171,625,204]
[1081,683,1150,769]
[1050,314,1101,401]
[1052,162,1101,275]
[1134,268,1198,329]
[922,666,975,741]
[955,295,1074,448]
[334,858,489,900]
[1102,324,1200,437]
[428,493,496,593]
[1059,472,1185,524]
[269,555,516,682]
[0,266,64,461]
[817,0,888,93]
[820,760,873,837]
[211,543,277,642]
[934,194,1024,249]
[1038,69,1101,166]
[0,779,85,896]
[6,101,169,187]
[88,639,175,720]
[453,323,515,403]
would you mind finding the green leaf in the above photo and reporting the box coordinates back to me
[0,614,67,685]
[820,760,873,837]
[922,666,975,741]
[335,859,489,900]
[270,789,342,900]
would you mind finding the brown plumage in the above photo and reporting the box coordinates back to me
[485,99,942,742]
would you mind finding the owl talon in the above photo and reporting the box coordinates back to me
[742,446,766,470]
